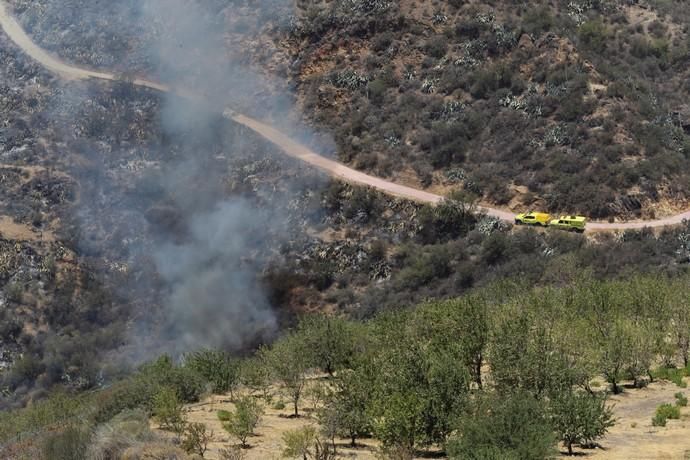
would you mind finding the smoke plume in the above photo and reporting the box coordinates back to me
[37,0,320,357]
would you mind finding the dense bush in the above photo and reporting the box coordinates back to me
[447,391,555,460]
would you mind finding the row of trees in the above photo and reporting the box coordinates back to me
[3,273,690,458]
[252,274,689,457]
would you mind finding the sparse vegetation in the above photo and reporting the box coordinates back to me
[653,403,681,427]
[222,396,264,448]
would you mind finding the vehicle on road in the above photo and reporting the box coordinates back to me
[549,215,586,232]
[514,211,551,226]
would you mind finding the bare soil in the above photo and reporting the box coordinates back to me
[574,380,690,459]
[160,378,690,459]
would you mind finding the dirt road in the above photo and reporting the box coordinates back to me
[1,2,688,232]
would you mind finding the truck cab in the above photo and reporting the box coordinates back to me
[514,211,551,227]
[549,215,586,232]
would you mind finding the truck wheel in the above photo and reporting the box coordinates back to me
[515,220,521,225]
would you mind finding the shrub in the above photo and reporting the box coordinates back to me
[217,410,231,422]
[367,79,387,103]
[447,391,555,460]
[219,446,246,460]
[222,396,264,448]
[87,409,154,460]
[281,426,317,459]
[655,403,680,424]
[675,393,688,407]
[181,422,213,456]
[153,387,186,436]
[41,425,91,460]
[651,367,688,388]
[579,20,609,52]
[425,35,448,59]
[652,413,667,427]
[522,7,554,36]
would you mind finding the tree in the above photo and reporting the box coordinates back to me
[240,349,272,401]
[153,387,186,438]
[577,280,630,394]
[321,369,371,447]
[182,422,213,457]
[447,391,556,460]
[367,311,469,450]
[282,426,315,460]
[551,391,614,456]
[297,315,353,376]
[139,355,205,404]
[667,278,690,366]
[185,349,240,397]
[625,319,658,387]
[427,296,489,388]
[222,396,263,448]
[281,426,335,460]
[267,334,310,416]
[490,308,575,398]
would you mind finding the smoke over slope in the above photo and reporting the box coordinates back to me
[18,0,321,356]
[131,0,310,354]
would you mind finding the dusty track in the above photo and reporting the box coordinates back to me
[1,3,689,232]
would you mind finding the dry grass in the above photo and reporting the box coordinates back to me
[575,379,690,459]
[155,378,382,460]
[156,376,690,459]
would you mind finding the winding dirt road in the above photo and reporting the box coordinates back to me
[1,3,689,232]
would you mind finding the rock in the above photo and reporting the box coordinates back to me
[535,32,559,48]
[518,34,534,51]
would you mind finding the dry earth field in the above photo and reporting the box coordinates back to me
[151,377,690,460]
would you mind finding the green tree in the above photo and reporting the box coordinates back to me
[368,311,468,450]
[421,296,489,388]
[185,349,241,397]
[139,355,205,404]
[297,315,353,376]
[490,307,575,398]
[551,391,614,456]
[223,396,264,448]
[240,349,272,401]
[282,426,319,460]
[267,334,310,416]
[321,369,371,447]
[666,278,690,366]
[280,430,335,460]
[577,280,630,394]
[447,391,556,460]
[153,387,186,437]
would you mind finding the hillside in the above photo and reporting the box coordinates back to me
[8,0,690,219]
[3,0,690,459]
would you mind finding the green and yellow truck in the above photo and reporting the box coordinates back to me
[515,212,587,232]
[514,211,551,227]
[549,215,587,232]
